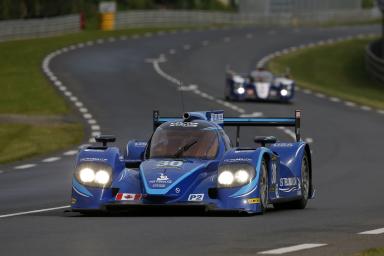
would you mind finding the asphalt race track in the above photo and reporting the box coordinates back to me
[0,25,383,255]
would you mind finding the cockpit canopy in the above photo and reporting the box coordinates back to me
[148,120,219,159]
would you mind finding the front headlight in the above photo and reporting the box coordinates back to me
[236,87,245,94]
[218,164,255,188]
[75,163,112,187]
[280,89,288,96]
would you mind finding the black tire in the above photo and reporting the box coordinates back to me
[259,160,269,214]
[273,153,310,210]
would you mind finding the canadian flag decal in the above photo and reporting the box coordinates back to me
[115,193,142,201]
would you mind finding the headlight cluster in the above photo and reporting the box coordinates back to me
[217,164,255,188]
[75,163,112,187]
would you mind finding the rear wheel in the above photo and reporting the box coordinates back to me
[259,160,269,214]
[273,153,310,210]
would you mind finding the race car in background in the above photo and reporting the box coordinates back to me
[225,67,295,102]
[71,110,313,215]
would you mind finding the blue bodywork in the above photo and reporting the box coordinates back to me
[71,110,313,214]
[225,74,295,102]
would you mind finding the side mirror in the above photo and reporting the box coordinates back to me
[95,135,116,147]
[254,136,277,147]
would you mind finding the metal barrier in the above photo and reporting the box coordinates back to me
[0,14,80,42]
[365,39,384,84]
[115,9,380,28]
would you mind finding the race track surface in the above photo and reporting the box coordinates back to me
[0,25,383,256]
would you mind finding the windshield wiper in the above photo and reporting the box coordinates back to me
[173,140,198,158]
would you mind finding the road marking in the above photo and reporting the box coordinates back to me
[329,97,341,102]
[42,157,61,163]
[0,205,70,219]
[240,112,263,117]
[345,101,356,107]
[305,137,314,144]
[91,125,100,130]
[303,89,312,94]
[88,119,97,124]
[258,243,327,255]
[83,113,92,119]
[92,131,101,137]
[183,44,191,50]
[361,105,372,111]
[0,170,4,174]
[63,150,78,156]
[359,227,384,235]
[169,49,176,54]
[79,107,88,113]
[378,109,384,115]
[14,164,36,170]
[315,92,325,98]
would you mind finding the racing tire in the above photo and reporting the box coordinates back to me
[259,159,269,214]
[273,153,310,210]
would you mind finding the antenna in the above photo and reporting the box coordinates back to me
[178,79,185,114]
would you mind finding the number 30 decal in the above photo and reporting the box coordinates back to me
[157,161,183,167]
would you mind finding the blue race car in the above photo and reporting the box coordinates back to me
[225,68,295,102]
[71,110,313,215]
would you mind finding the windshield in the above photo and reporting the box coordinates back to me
[250,70,273,83]
[149,121,219,159]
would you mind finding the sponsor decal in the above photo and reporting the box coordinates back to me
[156,160,183,168]
[223,158,252,163]
[273,143,293,147]
[188,194,204,201]
[209,113,223,123]
[170,122,198,127]
[134,142,147,147]
[80,157,108,162]
[115,193,142,201]
[280,177,298,187]
[247,198,260,204]
[71,197,77,204]
[149,173,173,188]
[175,187,181,193]
[279,177,300,193]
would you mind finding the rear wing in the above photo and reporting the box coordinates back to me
[153,110,301,146]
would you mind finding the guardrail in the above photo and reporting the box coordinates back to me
[0,14,80,42]
[365,39,384,84]
[116,9,380,28]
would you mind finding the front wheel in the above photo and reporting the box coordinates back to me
[273,153,310,210]
[259,160,269,214]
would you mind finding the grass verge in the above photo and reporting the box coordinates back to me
[0,123,83,164]
[269,37,384,109]
[0,25,212,164]
[355,248,384,256]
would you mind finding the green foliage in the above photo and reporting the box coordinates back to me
[0,0,234,20]
[356,248,384,256]
[0,123,83,163]
[269,37,384,109]
[362,0,375,9]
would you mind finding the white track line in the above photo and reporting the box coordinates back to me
[63,150,78,156]
[0,205,70,219]
[14,164,36,170]
[42,157,61,163]
[258,243,327,255]
[359,227,384,235]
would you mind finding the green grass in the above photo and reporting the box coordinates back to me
[0,25,213,163]
[356,248,384,256]
[269,37,384,109]
[0,123,83,163]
